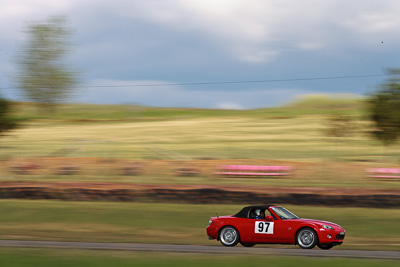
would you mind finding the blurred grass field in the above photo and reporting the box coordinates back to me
[0,200,398,251]
[3,95,374,163]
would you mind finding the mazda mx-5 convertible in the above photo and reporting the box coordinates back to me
[206,205,345,249]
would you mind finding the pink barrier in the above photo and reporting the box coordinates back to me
[215,172,289,176]
[367,168,400,174]
[219,165,292,171]
[215,165,292,177]
[366,168,400,179]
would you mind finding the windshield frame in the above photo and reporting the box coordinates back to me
[271,206,299,220]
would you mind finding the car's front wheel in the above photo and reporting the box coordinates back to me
[219,226,240,247]
[296,228,317,249]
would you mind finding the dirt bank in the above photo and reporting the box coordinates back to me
[0,181,398,207]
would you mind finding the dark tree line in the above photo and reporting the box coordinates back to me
[0,98,18,138]
[369,69,400,145]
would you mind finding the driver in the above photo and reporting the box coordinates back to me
[254,209,265,219]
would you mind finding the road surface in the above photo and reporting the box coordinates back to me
[0,240,399,260]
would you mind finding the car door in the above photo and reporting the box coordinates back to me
[230,217,256,243]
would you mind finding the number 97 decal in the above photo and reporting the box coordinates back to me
[254,221,274,234]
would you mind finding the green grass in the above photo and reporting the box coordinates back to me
[0,200,398,250]
[0,249,398,267]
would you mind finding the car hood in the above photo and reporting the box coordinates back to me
[294,218,344,230]
[210,215,232,220]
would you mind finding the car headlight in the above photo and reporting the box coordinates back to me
[320,224,334,230]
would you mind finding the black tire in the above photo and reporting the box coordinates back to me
[240,242,255,247]
[219,226,240,247]
[317,243,334,250]
[296,228,318,249]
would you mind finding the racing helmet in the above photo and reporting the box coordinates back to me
[254,209,261,216]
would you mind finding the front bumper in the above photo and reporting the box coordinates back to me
[318,230,345,245]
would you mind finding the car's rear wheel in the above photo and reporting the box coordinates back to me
[240,242,255,247]
[317,243,334,250]
[296,228,317,249]
[219,226,240,247]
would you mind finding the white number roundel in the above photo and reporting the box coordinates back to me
[254,221,274,234]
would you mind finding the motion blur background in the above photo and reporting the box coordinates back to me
[0,1,399,266]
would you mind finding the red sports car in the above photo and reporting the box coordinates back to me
[206,205,345,249]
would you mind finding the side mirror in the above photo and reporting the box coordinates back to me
[265,215,274,221]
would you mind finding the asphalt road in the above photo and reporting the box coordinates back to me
[0,240,399,260]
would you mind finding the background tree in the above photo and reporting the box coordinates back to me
[16,16,77,113]
[0,98,18,138]
[368,69,400,145]
[325,114,357,138]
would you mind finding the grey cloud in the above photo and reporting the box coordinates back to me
[1,0,399,108]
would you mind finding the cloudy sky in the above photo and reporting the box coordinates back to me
[1,0,399,109]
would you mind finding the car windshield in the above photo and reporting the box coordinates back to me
[271,207,299,219]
